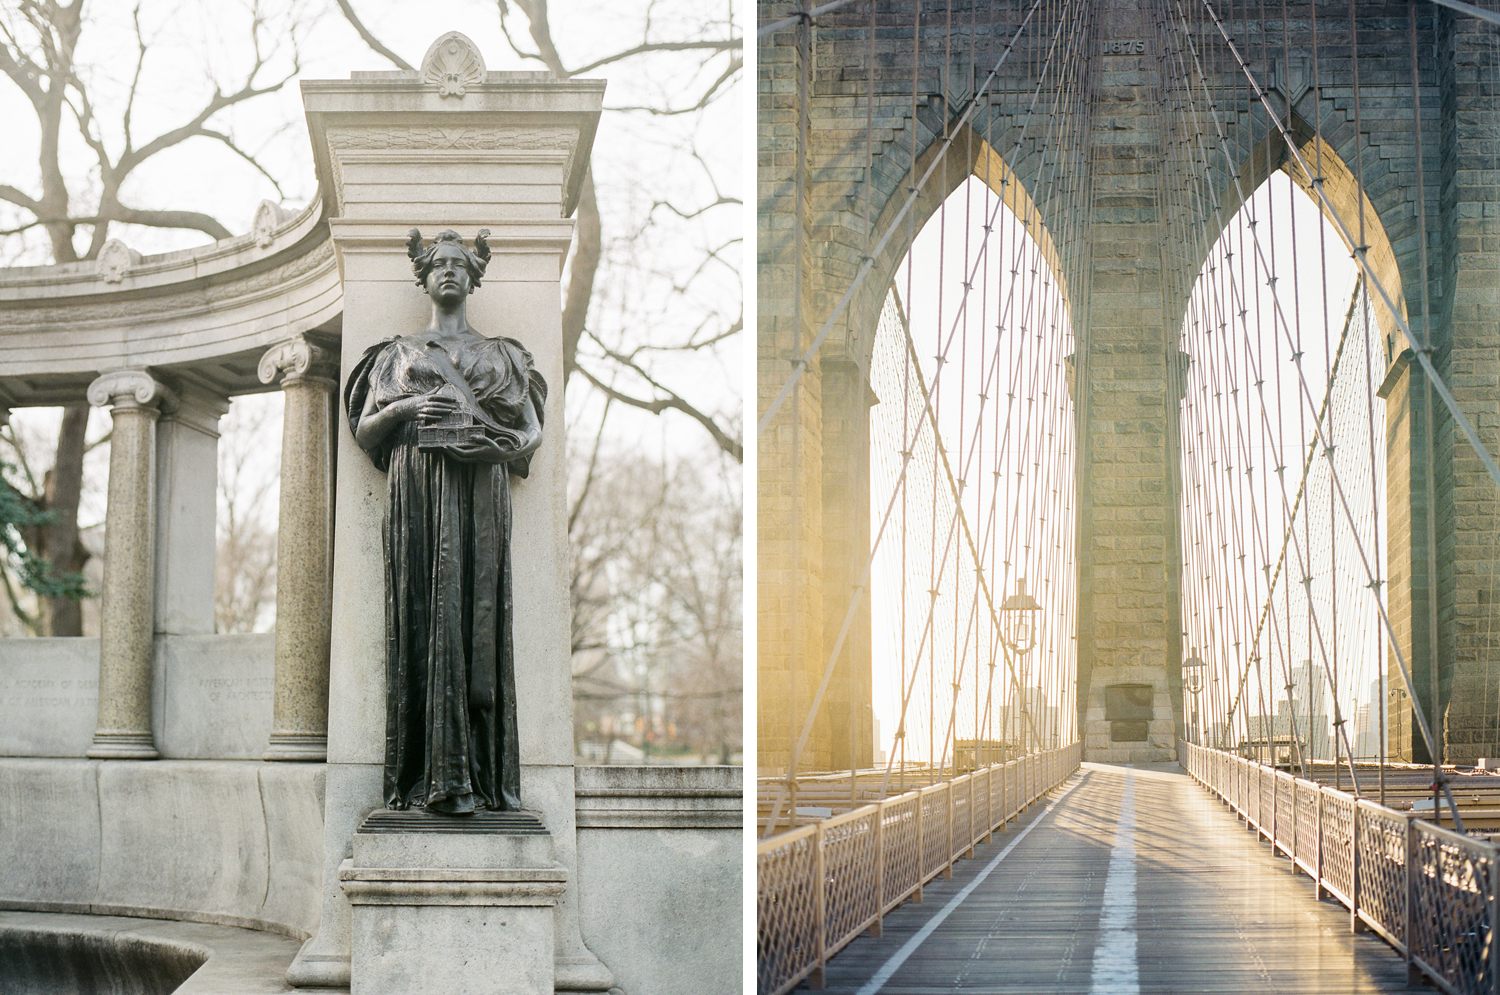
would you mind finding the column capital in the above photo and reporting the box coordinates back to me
[259,334,338,387]
[87,369,175,411]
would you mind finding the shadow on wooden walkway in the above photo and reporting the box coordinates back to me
[811,761,1427,994]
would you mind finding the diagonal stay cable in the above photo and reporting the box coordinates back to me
[1179,0,1461,820]
[1195,0,1500,495]
[761,2,1087,836]
[1220,278,1364,741]
[1162,2,1371,794]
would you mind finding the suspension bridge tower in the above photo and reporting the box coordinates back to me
[759,0,1500,775]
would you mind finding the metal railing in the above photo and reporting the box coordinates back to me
[756,742,1082,995]
[1182,741,1500,995]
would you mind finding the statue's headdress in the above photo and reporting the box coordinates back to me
[406,228,492,289]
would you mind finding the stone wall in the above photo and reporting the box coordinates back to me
[0,759,325,938]
[573,765,741,995]
[0,760,740,994]
[0,635,274,760]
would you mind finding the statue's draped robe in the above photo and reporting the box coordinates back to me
[346,333,546,812]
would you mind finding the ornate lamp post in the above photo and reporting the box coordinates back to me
[1182,650,1207,747]
[999,577,1042,656]
[1000,578,1042,751]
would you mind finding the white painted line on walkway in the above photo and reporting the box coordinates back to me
[854,773,1088,995]
[1089,770,1138,995]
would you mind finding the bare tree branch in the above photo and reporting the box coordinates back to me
[575,357,742,463]
[569,39,740,78]
[0,25,45,107]
[0,185,40,213]
[631,315,743,354]
[568,395,613,534]
[38,206,233,241]
[197,128,287,199]
[649,193,742,223]
[334,0,414,71]
[496,1,547,64]
[118,61,300,175]
[606,54,741,116]
[121,4,148,150]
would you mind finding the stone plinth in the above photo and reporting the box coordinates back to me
[340,812,565,995]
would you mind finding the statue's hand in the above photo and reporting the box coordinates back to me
[415,392,461,425]
[447,435,506,464]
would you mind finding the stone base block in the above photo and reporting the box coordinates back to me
[85,732,159,760]
[339,812,566,995]
[1083,745,1177,764]
[264,733,329,762]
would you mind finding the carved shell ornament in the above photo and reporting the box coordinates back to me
[421,31,486,98]
[97,239,141,284]
[253,200,287,248]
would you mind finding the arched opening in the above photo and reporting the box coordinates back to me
[867,170,1077,778]
[1178,169,1388,774]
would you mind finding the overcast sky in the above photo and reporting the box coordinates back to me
[0,0,741,465]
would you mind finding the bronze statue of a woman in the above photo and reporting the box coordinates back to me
[345,229,546,814]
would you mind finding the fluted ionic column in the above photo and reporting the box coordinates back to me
[260,335,337,761]
[86,370,174,759]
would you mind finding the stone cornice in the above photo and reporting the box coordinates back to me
[302,72,604,221]
[0,203,340,406]
[573,765,742,830]
[0,198,325,301]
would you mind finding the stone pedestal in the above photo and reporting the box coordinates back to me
[260,335,338,762]
[86,369,174,760]
[287,32,608,990]
[340,812,566,995]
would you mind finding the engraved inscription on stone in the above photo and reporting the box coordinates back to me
[0,676,100,710]
[1102,40,1145,55]
[197,676,274,704]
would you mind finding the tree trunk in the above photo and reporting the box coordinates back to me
[41,405,90,635]
[561,169,599,382]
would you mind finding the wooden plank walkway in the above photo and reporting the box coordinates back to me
[813,762,1426,994]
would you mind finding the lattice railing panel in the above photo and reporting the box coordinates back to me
[757,827,819,995]
[756,746,1081,995]
[1275,771,1294,852]
[822,809,881,955]
[951,776,973,858]
[1357,800,1409,952]
[1294,780,1319,876]
[1182,743,1500,995]
[1410,822,1497,995]
[922,785,950,880]
[1259,767,1274,831]
[1322,790,1356,903]
[881,796,921,911]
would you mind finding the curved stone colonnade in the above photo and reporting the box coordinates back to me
[0,198,341,764]
[1,43,743,995]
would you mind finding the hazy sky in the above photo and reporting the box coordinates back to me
[0,0,741,463]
